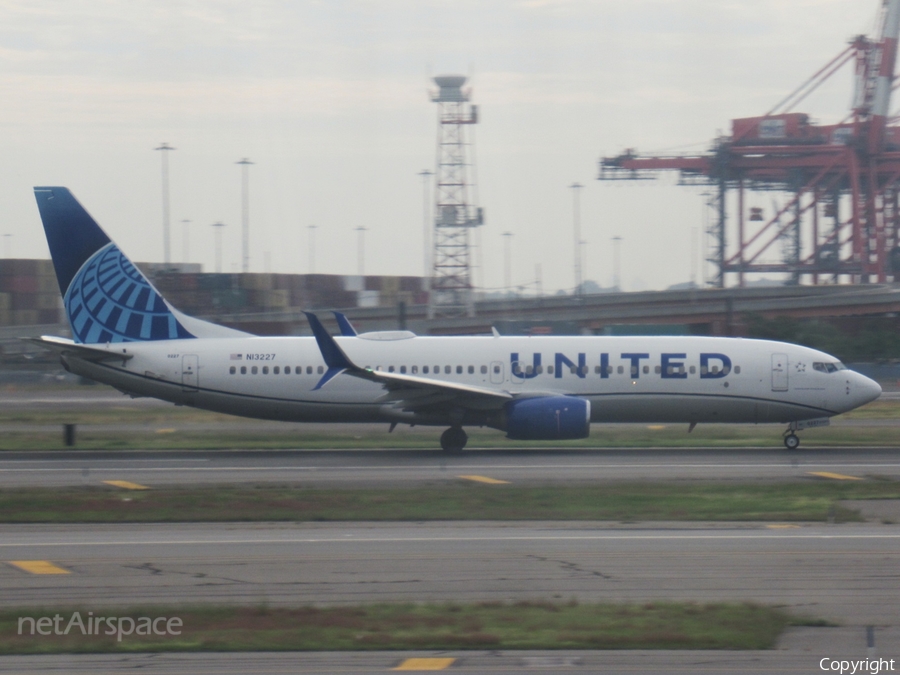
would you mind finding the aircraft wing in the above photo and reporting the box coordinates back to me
[25,336,134,363]
[304,312,511,411]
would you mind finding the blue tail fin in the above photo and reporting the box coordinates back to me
[34,187,195,344]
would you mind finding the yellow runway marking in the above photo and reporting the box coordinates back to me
[458,475,509,485]
[155,428,176,434]
[647,425,666,430]
[394,658,456,671]
[103,480,150,490]
[807,472,863,481]
[8,560,70,575]
[766,524,801,529]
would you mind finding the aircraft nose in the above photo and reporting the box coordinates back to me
[854,372,882,406]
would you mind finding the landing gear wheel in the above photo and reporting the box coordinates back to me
[784,433,800,450]
[440,427,468,453]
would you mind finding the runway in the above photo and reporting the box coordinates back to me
[0,446,899,487]
[1,521,899,625]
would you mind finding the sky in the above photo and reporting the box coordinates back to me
[0,0,880,293]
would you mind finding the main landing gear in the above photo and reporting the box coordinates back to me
[440,426,468,453]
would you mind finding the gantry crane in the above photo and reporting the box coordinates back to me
[599,0,900,287]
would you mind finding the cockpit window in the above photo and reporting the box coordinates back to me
[813,361,844,373]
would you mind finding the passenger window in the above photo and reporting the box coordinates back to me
[468,365,474,374]
[654,365,661,374]
[273,366,280,374]
[230,366,236,374]
[594,366,601,374]
[252,366,258,375]
[423,366,430,374]
[445,366,451,374]
[317,365,324,374]
[617,366,624,375]
[307,366,313,374]
[630,365,638,376]
[493,365,500,374]
[456,365,463,374]
[569,366,577,374]
[711,366,719,374]
[262,366,269,374]
[689,366,696,374]
[481,365,488,374]
[412,366,418,374]
[734,366,741,374]
[548,366,554,375]
[435,365,440,373]
[389,366,395,373]
[241,366,247,374]
[700,366,708,375]
[722,366,730,375]
[400,366,407,374]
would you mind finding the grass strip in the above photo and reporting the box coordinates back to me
[1,481,898,523]
[0,601,821,653]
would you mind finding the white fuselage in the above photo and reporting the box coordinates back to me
[61,334,881,428]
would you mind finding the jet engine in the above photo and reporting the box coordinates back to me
[503,396,591,440]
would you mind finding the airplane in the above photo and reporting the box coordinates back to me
[30,186,881,452]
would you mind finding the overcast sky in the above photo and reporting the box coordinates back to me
[0,0,878,293]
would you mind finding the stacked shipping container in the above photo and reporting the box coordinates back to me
[0,259,62,326]
[0,259,426,327]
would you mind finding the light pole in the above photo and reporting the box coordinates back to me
[502,232,513,297]
[155,142,176,266]
[181,219,191,265]
[236,158,253,273]
[308,225,317,274]
[355,226,367,275]
[569,182,583,295]
[612,236,622,292]
[2,234,10,258]
[418,169,433,286]
[211,222,226,274]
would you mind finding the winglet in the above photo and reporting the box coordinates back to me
[333,312,358,337]
[304,312,356,389]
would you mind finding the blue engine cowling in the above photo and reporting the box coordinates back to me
[504,396,591,440]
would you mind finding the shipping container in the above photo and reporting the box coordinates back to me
[0,276,39,294]
[0,293,9,311]
[35,293,61,310]
[38,309,61,324]
[343,275,364,292]
[12,310,40,325]
[240,273,274,291]
[357,290,380,308]
[0,259,54,276]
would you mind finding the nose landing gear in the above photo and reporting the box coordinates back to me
[783,432,800,450]
[440,426,468,453]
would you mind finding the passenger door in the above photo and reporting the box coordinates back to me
[182,354,199,392]
[771,353,788,392]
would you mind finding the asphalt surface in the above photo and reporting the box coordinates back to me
[0,446,899,487]
[3,522,900,673]
[3,388,899,674]
[0,521,897,624]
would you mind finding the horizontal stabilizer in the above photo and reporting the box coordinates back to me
[24,336,133,362]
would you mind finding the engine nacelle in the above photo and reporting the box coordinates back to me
[504,396,591,441]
